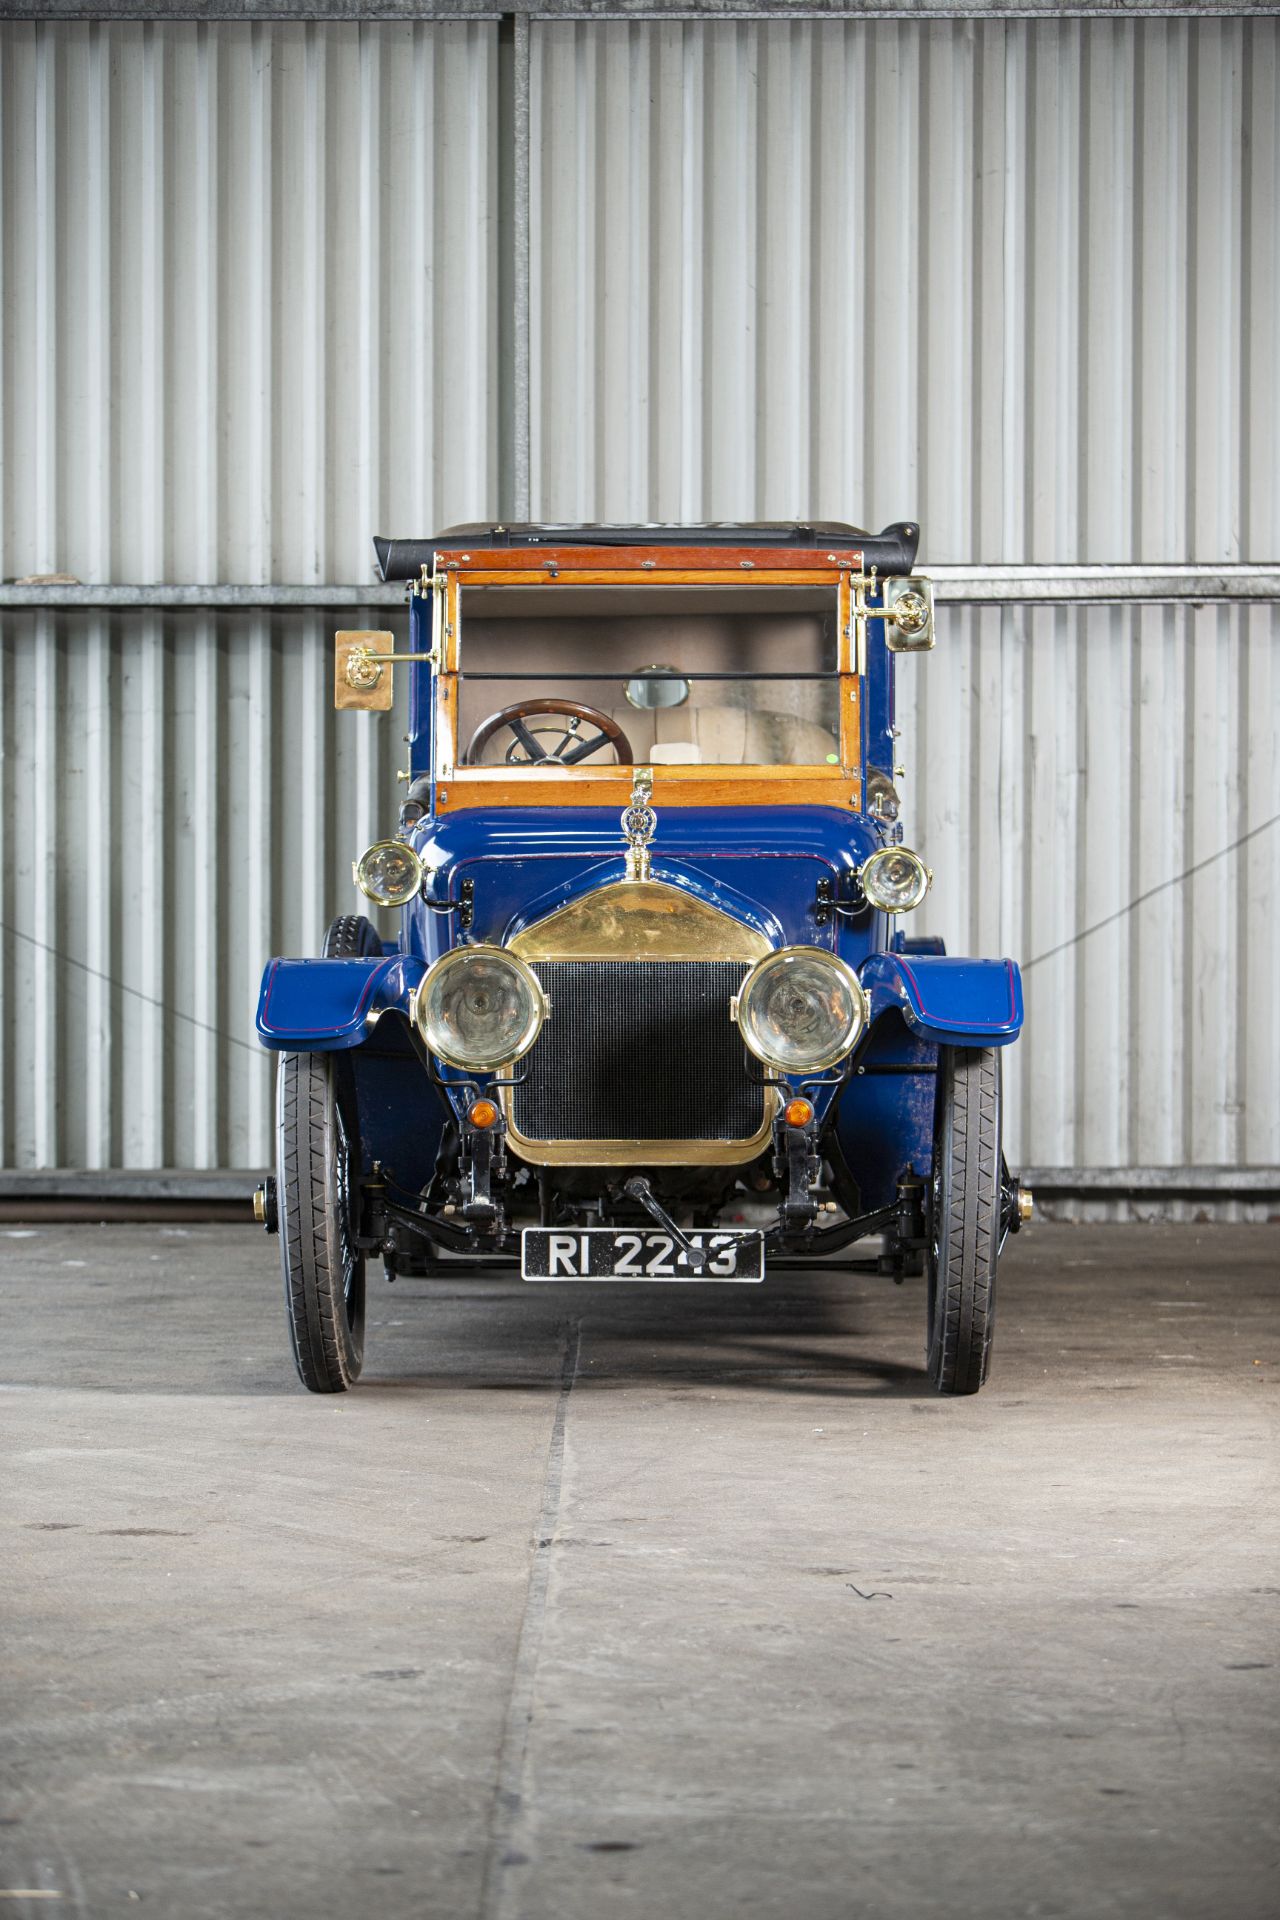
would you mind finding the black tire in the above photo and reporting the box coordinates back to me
[925,1047,1000,1395]
[322,914,382,959]
[277,1052,366,1393]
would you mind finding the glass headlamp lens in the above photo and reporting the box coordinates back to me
[859,846,931,914]
[353,839,423,908]
[415,945,545,1071]
[735,947,868,1075]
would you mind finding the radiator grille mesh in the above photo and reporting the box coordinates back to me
[513,960,763,1143]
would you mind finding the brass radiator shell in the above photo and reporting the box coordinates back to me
[505,881,775,1166]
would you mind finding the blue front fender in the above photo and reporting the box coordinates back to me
[256,955,426,1051]
[860,952,1023,1047]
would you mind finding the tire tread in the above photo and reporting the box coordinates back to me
[929,1047,1000,1396]
[278,1052,364,1393]
[322,915,382,959]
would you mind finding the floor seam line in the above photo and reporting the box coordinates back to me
[478,1315,581,1920]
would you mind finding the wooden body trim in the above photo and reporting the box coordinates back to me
[435,762,859,813]
[451,568,854,591]
[436,545,862,577]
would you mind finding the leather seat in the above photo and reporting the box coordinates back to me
[609,704,837,767]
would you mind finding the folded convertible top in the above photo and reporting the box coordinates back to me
[372,521,921,583]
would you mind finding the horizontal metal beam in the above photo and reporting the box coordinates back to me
[1019,1166,1280,1199]
[0,583,405,612]
[10,3,1275,20]
[2,566,1276,613]
[0,1169,263,1201]
[0,1170,262,1223]
[928,564,1280,606]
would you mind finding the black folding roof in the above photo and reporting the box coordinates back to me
[372,521,920,582]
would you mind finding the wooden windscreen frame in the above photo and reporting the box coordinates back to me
[428,546,864,813]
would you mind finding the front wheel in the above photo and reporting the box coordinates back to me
[926,1047,1000,1395]
[277,1051,366,1392]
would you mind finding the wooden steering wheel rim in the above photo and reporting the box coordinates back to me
[465,698,634,767]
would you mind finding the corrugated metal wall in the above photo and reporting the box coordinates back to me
[905,601,1279,1180]
[1,14,1277,1185]
[0,19,498,582]
[7,15,1276,579]
[0,605,409,1170]
[528,14,1278,558]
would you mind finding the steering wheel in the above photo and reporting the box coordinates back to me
[465,699,634,768]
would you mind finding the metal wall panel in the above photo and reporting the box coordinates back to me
[0,607,409,1170]
[528,15,1279,563]
[0,19,498,584]
[1,14,1277,1190]
[900,599,1280,1182]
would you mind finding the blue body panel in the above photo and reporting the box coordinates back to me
[257,955,426,1050]
[405,805,884,963]
[256,823,1022,1061]
[861,952,1024,1047]
[832,1015,938,1212]
[345,1042,448,1200]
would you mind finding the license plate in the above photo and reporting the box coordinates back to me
[521,1226,764,1282]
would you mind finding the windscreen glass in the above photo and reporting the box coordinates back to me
[455,583,842,769]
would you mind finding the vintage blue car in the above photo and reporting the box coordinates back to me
[256,523,1028,1395]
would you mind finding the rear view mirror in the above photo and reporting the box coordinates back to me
[335,630,395,710]
[883,578,935,653]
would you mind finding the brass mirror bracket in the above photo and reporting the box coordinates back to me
[857,575,935,654]
[333,630,439,711]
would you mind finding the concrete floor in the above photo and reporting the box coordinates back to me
[1,1224,1276,1920]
